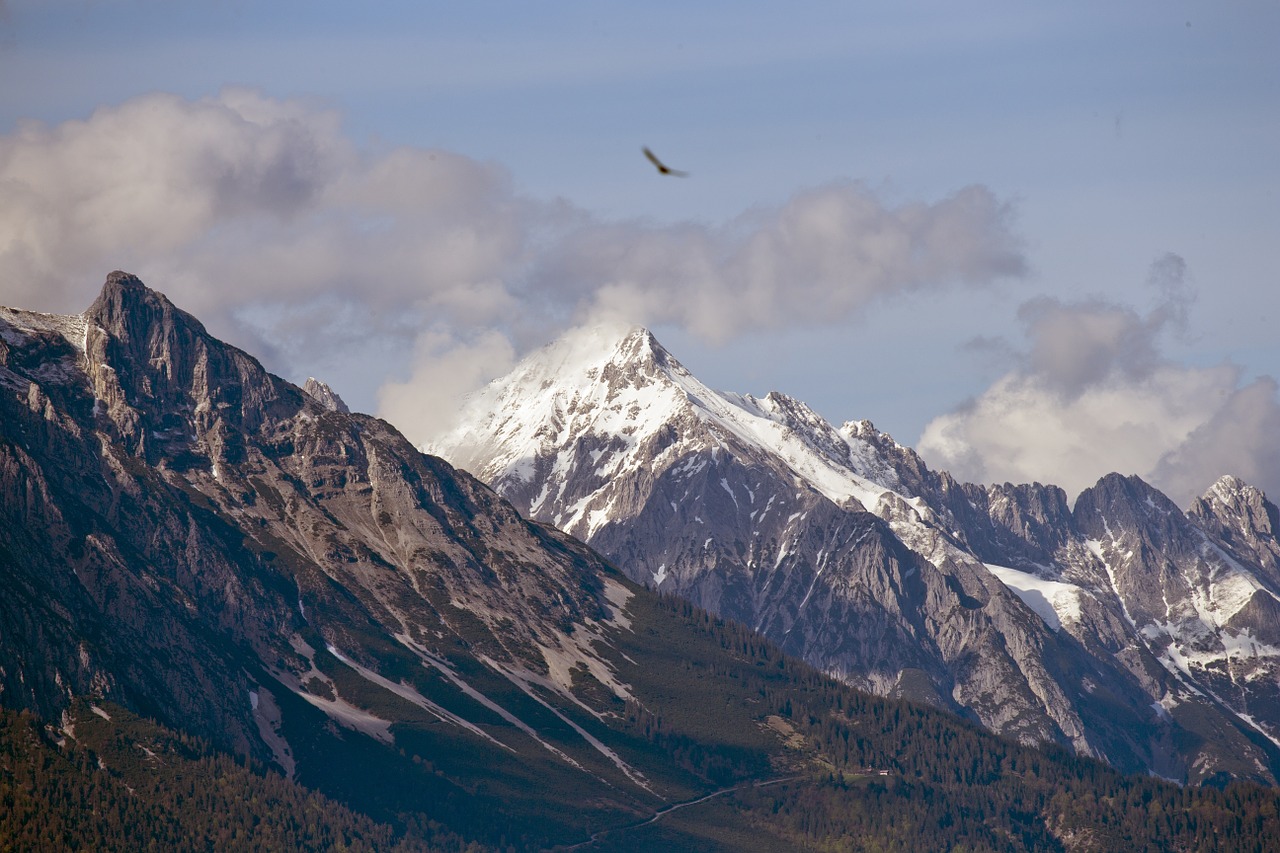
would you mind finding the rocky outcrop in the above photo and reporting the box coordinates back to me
[302,376,350,413]
[1190,475,1280,589]
[0,273,622,778]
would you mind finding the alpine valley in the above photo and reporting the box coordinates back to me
[429,323,1280,790]
[3,274,1280,851]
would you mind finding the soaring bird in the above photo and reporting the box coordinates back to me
[643,146,688,177]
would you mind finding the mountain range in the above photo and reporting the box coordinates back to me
[428,323,1280,787]
[3,273,1280,850]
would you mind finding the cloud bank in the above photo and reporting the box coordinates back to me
[0,89,526,360]
[5,91,1272,504]
[918,254,1280,505]
[528,181,1025,343]
[0,89,1026,443]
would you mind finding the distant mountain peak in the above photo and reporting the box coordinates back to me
[1204,473,1262,506]
[105,269,145,288]
[615,322,660,350]
[302,377,350,413]
[537,323,684,385]
[423,323,699,485]
[429,322,922,541]
[86,269,210,345]
[428,318,1280,785]
[1192,473,1279,547]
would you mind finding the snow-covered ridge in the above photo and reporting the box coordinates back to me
[1205,474,1257,508]
[426,324,915,535]
[0,306,89,352]
[425,322,673,484]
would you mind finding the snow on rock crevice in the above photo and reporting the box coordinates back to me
[325,644,508,749]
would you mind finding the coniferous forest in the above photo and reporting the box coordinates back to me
[5,590,1278,852]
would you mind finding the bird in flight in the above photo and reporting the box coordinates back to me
[643,146,688,177]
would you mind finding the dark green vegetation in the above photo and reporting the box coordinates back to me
[0,701,449,851]
[588,592,1280,851]
[6,589,1280,851]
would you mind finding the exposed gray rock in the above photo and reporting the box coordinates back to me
[0,273,621,774]
[430,323,1280,784]
[302,376,350,413]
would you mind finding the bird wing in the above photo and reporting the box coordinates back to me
[643,146,687,177]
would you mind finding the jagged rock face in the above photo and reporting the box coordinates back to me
[430,323,1280,785]
[951,481,1078,567]
[1072,473,1280,781]
[302,376,350,413]
[1190,475,1280,590]
[1074,474,1205,628]
[0,273,620,771]
[81,271,300,468]
[582,429,1107,754]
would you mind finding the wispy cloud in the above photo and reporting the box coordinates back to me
[918,253,1280,505]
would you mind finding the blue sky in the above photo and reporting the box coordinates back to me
[1,1,1277,502]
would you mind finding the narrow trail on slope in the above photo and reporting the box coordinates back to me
[554,774,806,851]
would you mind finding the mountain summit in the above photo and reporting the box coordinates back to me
[430,323,1280,785]
[428,323,908,540]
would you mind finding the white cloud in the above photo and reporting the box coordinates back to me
[0,89,1025,437]
[531,181,1025,343]
[378,329,517,447]
[0,89,528,392]
[1150,376,1280,506]
[918,255,1280,505]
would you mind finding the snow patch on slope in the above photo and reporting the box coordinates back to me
[0,307,89,353]
[391,632,588,770]
[985,564,1084,632]
[326,644,508,749]
[249,685,297,779]
[484,656,657,795]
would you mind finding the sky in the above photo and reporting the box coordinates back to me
[0,0,1277,506]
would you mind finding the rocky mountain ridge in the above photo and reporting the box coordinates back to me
[0,274,660,833]
[6,274,1280,848]
[429,323,1280,785]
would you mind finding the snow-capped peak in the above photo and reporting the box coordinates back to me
[427,324,922,539]
[1202,474,1264,509]
[1191,474,1278,541]
[423,323,695,487]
